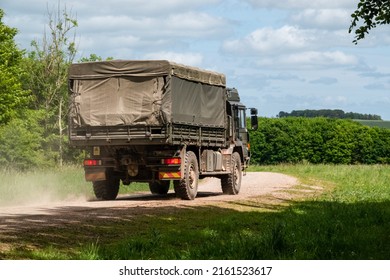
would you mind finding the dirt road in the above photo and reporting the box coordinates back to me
[0,172,297,216]
[0,172,299,237]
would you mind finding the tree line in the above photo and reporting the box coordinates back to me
[0,6,114,170]
[249,117,390,165]
[278,110,382,120]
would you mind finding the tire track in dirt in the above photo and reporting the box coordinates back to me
[0,172,299,239]
[0,172,298,216]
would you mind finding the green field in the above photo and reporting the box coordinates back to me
[1,164,390,260]
[354,119,390,129]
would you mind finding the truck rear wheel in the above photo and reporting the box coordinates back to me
[92,169,120,200]
[221,152,242,195]
[174,151,199,200]
[149,180,170,195]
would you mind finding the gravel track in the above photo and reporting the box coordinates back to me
[0,172,299,239]
[0,172,298,217]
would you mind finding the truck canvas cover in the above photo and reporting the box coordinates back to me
[69,60,226,128]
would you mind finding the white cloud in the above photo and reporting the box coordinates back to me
[310,77,338,85]
[75,10,229,59]
[244,0,356,9]
[3,0,222,17]
[165,12,229,38]
[143,51,203,66]
[72,0,222,16]
[4,0,230,58]
[249,51,358,71]
[291,9,351,29]
[282,51,358,66]
[222,24,357,69]
[324,95,348,105]
[79,12,228,39]
[223,25,315,55]
[364,82,390,91]
[253,51,358,70]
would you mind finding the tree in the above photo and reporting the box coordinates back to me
[23,4,78,166]
[278,109,382,120]
[0,9,30,125]
[350,0,390,44]
[79,53,114,62]
[0,110,47,170]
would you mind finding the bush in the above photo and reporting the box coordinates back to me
[0,110,50,170]
[250,117,390,165]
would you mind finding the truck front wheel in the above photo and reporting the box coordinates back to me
[221,152,242,195]
[92,169,120,200]
[174,151,199,200]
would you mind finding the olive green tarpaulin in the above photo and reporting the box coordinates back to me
[69,60,226,127]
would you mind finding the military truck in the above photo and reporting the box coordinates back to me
[68,60,258,200]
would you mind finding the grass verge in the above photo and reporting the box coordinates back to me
[1,164,390,260]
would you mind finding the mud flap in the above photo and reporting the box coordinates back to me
[85,169,106,181]
[180,145,186,179]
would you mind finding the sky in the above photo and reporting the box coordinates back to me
[3,0,390,119]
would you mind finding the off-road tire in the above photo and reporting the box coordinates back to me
[221,152,242,195]
[174,151,199,200]
[149,180,170,195]
[92,169,120,200]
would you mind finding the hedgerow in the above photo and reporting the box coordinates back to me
[249,117,390,165]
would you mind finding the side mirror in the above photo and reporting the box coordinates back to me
[250,108,258,115]
[248,107,258,130]
[251,115,258,130]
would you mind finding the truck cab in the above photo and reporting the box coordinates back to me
[226,88,258,168]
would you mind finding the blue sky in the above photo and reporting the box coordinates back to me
[3,0,390,119]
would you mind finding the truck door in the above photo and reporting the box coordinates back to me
[231,105,249,162]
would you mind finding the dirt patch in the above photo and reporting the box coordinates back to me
[0,172,304,236]
[0,172,298,217]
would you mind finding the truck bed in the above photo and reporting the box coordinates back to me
[68,60,228,148]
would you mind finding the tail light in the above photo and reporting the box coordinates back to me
[83,159,102,166]
[162,158,181,165]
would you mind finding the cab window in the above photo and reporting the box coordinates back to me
[238,108,246,128]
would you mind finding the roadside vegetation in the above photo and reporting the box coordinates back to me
[249,117,390,165]
[1,164,389,260]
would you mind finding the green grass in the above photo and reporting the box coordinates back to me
[1,164,390,260]
[249,164,390,202]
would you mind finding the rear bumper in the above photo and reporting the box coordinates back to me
[69,125,168,146]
